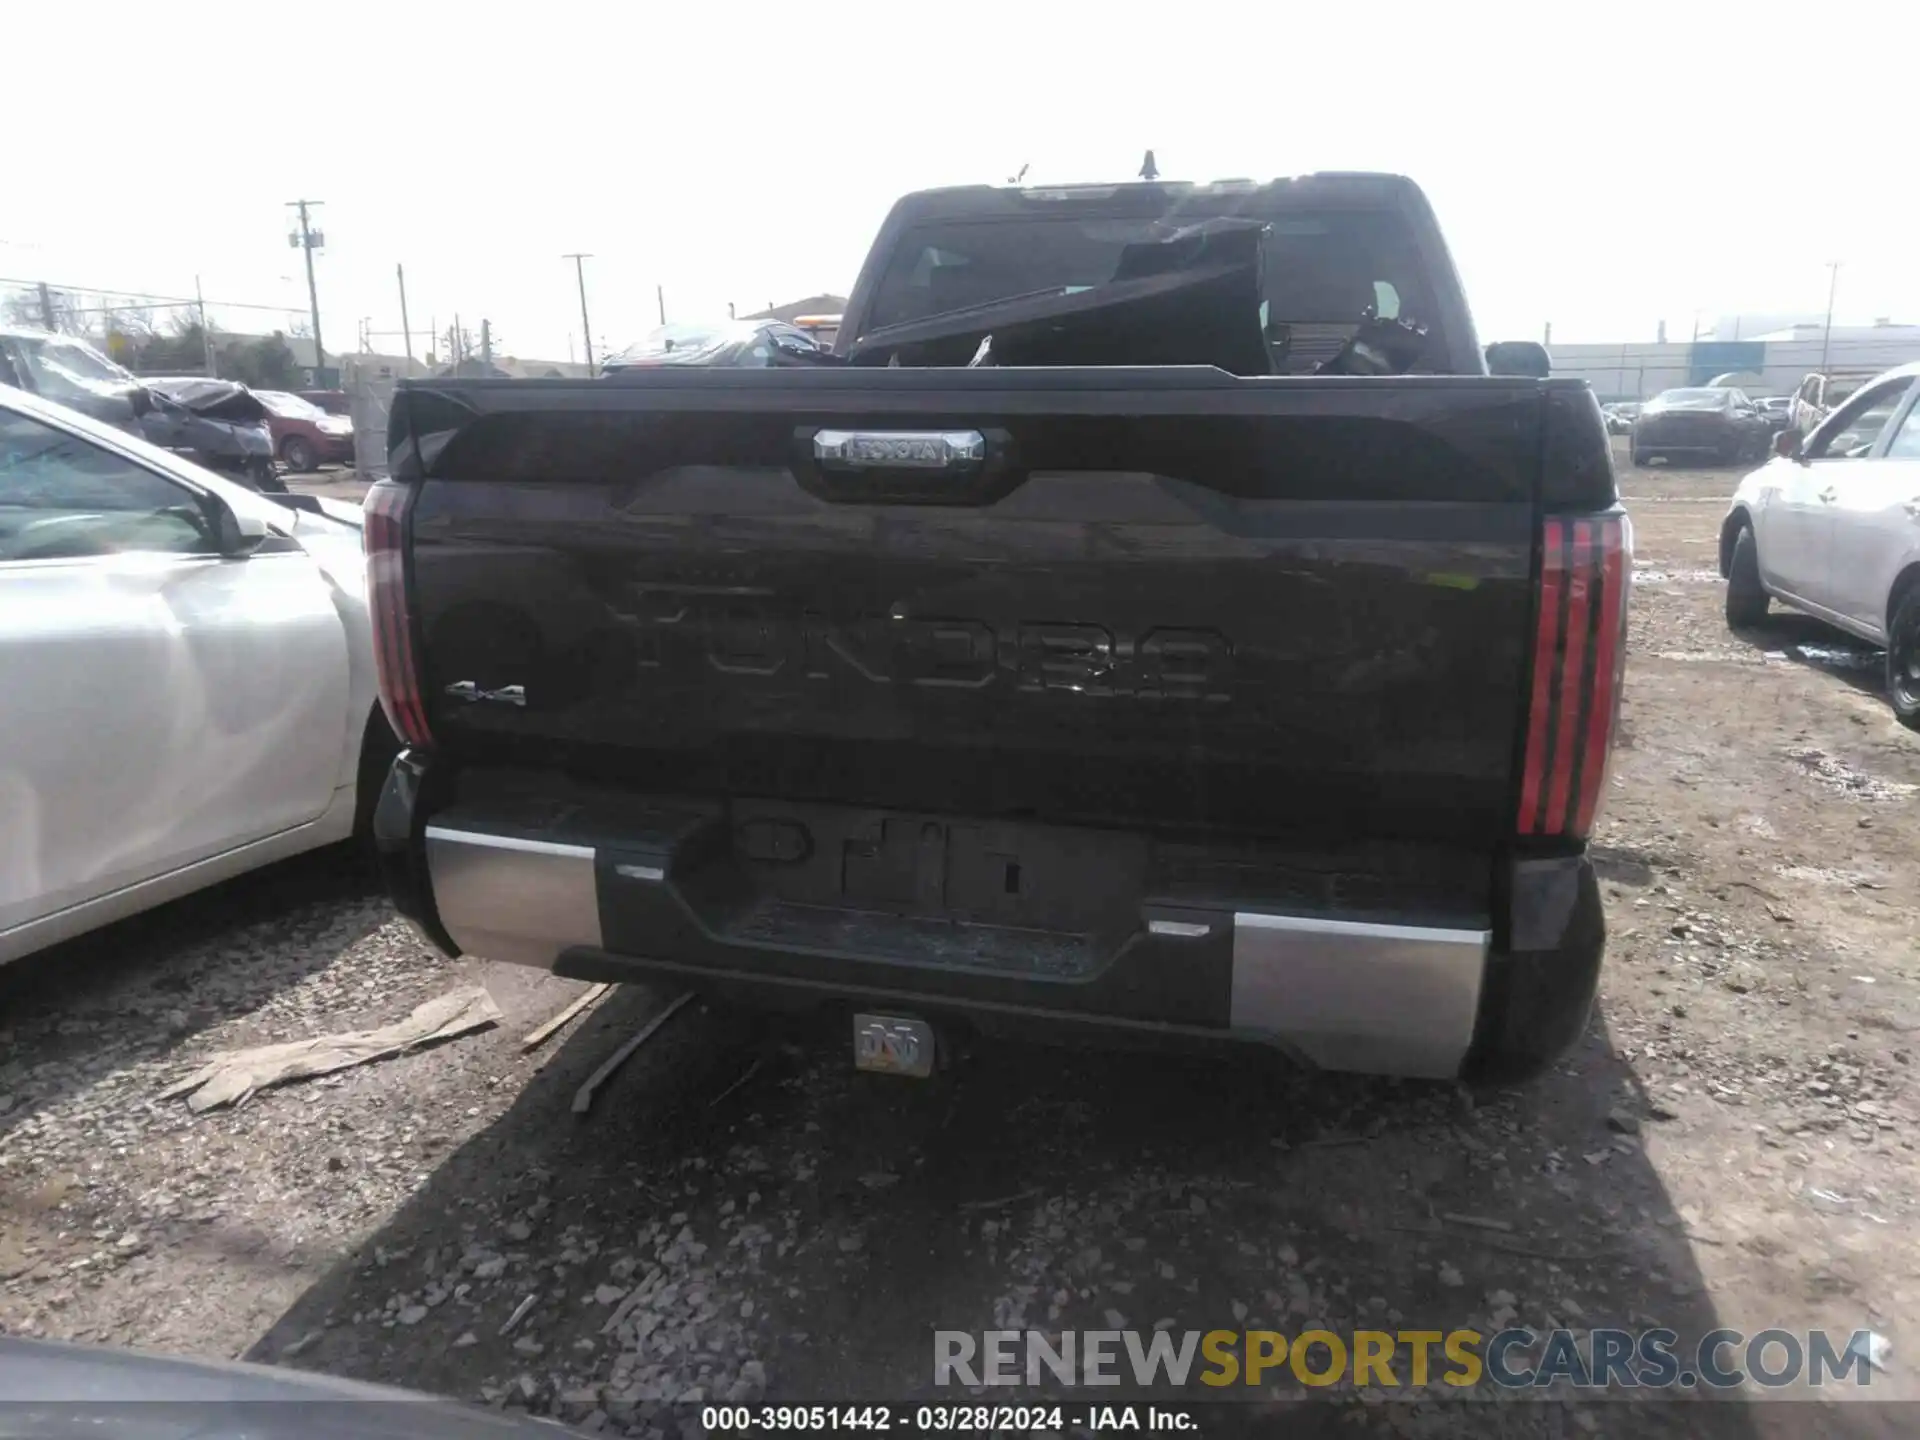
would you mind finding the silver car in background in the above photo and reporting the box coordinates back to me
[1721,360,1920,728]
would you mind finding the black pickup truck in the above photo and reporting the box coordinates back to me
[368,173,1630,1083]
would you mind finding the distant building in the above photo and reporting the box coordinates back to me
[746,294,848,324]
[1551,326,1920,401]
[1745,321,1920,345]
[338,352,429,384]
[1699,313,1825,343]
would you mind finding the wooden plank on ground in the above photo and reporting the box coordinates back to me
[520,983,611,1051]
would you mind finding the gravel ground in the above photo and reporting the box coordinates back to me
[2,454,1915,1438]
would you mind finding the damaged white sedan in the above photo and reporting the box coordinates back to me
[0,382,394,964]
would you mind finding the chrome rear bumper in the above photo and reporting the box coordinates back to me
[1230,911,1489,1076]
[418,824,1490,1078]
[424,826,601,968]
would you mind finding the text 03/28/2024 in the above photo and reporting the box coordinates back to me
[700,1406,1197,1432]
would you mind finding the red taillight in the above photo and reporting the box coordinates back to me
[1517,513,1632,839]
[363,482,433,749]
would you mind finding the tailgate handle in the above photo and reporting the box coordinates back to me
[814,429,986,472]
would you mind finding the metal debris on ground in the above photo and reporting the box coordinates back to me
[708,1057,764,1109]
[958,1187,1041,1212]
[1440,1212,1517,1233]
[158,986,502,1112]
[500,1294,538,1336]
[520,983,612,1051]
[571,992,695,1115]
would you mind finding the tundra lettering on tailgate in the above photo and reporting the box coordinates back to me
[623,594,1231,702]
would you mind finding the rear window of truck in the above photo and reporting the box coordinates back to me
[867,209,1442,371]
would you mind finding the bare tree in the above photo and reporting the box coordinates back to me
[104,304,161,340]
[0,285,82,332]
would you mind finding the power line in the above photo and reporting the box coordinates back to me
[0,275,305,315]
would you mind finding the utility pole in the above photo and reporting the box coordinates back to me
[286,199,326,378]
[396,263,415,367]
[656,284,666,326]
[564,254,596,376]
[480,318,492,366]
[727,301,736,319]
[1820,260,1842,375]
[195,275,215,377]
[36,282,56,331]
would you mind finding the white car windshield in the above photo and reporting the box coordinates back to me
[15,335,137,395]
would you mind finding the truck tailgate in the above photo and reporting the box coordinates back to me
[391,369,1546,851]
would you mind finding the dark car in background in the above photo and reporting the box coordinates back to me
[138,377,282,491]
[256,388,354,471]
[1630,386,1773,467]
[0,326,152,433]
[600,319,829,371]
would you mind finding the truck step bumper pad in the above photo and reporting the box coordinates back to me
[425,826,603,969]
[1230,911,1490,1078]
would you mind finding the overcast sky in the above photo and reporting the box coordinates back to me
[6,1,1912,362]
